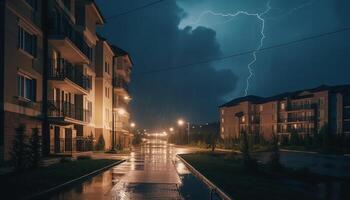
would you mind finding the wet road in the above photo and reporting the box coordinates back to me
[47,141,221,200]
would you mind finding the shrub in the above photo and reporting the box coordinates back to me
[95,134,105,151]
[29,128,41,168]
[10,124,31,171]
[268,133,282,171]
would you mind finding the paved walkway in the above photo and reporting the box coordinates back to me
[48,142,218,200]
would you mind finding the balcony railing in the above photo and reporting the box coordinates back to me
[286,103,316,111]
[113,78,129,93]
[279,116,315,123]
[49,59,91,91]
[49,15,91,59]
[48,100,90,123]
[278,128,315,134]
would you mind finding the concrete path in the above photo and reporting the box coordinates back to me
[47,142,218,200]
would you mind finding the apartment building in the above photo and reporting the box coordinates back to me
[47,0,104,154]
[220,85,350,142]
[0,0,135,162]
[95,36,113,150]
[112,46,133,149]
[0,0,44,161]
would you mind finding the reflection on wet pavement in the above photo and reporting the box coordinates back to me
[47,141,221,200]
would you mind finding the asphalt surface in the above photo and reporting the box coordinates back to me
[47,141,221,200]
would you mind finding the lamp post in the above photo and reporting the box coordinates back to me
[178,119,190,145]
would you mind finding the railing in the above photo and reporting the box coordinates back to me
[48,100,90,123]
[278,128,315,134]
[76,136,94,152]
[49,15,91,59]
[279,116,315,123]
[286,103,316,111]
[49,59,90,91]
[113,78,129,92]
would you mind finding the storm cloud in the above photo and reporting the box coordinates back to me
[96,0,237,129]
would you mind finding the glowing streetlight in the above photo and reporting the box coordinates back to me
[130,122,136,128]
[124,96,131,101]
[169,127,174,132]
[117,108,126,115]
[177,119,184,126]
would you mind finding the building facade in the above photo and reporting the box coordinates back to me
[0,0,44,161]
[0,0,133,161]
[47,0,104,154]
[95,36,113,150]
[112,46,133,149]
[220,85,350,142]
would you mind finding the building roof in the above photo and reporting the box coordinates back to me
[111,45,134,66]
[220,84,350,108]
[86,0,105,25]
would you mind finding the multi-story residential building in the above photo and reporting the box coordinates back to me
[220,85,350,142]
[0,0,134,161]
[46,0,104,154]
[112,46,133,149]
[0,0,44,161]
[95,35,113,150]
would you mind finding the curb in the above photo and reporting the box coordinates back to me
[177,154,232,200]
[26,159,126,200]
[280,149,318,154]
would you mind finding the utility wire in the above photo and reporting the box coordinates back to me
[134,26,350,75]
[105,0,169,20]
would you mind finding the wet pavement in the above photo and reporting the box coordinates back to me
[46,141,221,200]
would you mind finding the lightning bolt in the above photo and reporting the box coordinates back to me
[193,1,272,96]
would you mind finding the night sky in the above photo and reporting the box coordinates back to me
[95,0,350,130]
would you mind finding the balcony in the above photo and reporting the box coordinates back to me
[278,116,315,123]
[113,78,129,93]
[48,59,91,94]
[48,100,90,125]
[278,128,315,134]
[48,18,90,63]
[285,103,316,112]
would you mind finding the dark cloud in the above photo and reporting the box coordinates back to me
[96,0,237,129]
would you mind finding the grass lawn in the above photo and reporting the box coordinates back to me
[180,153,350,200]
[0,159,118,199]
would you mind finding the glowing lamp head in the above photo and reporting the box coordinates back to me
[177,119,184,126]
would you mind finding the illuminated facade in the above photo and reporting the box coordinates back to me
[0,0,133,161]
[220,85,350,141]
[47,0,104,154]
[0,0,44,161]
[112,46,133,149]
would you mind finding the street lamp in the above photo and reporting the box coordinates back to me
[130,122,136,128]
[177,118,190,144]
[169,127,174,132]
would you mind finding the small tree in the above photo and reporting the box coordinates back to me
[240,131,252,163]
[29,128,41,168]
[95,134,105,151]
[268,132,282,171]
[11,124,30,171]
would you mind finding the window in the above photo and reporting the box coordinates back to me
[260,105,264,112]
[18,74,36,101]
[105,87,108,98]
[63,0,71,11]
[25,0,37,9]
[281,103,285,110]
[18,27,37,57]
[221,118,224,123]
[221,127,224,133]
[241,116,245,123]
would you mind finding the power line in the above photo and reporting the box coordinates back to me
[134,26,350,75]
[105,0,169,20]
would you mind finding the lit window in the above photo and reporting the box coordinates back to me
[17,74,36,101]
[260,105,263,112]
[242,116,245,123]
[221,127,224,133]
[18,27,37,57]
[221,109,224,115]
[221,118,224,123]
[281,103,285,110]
